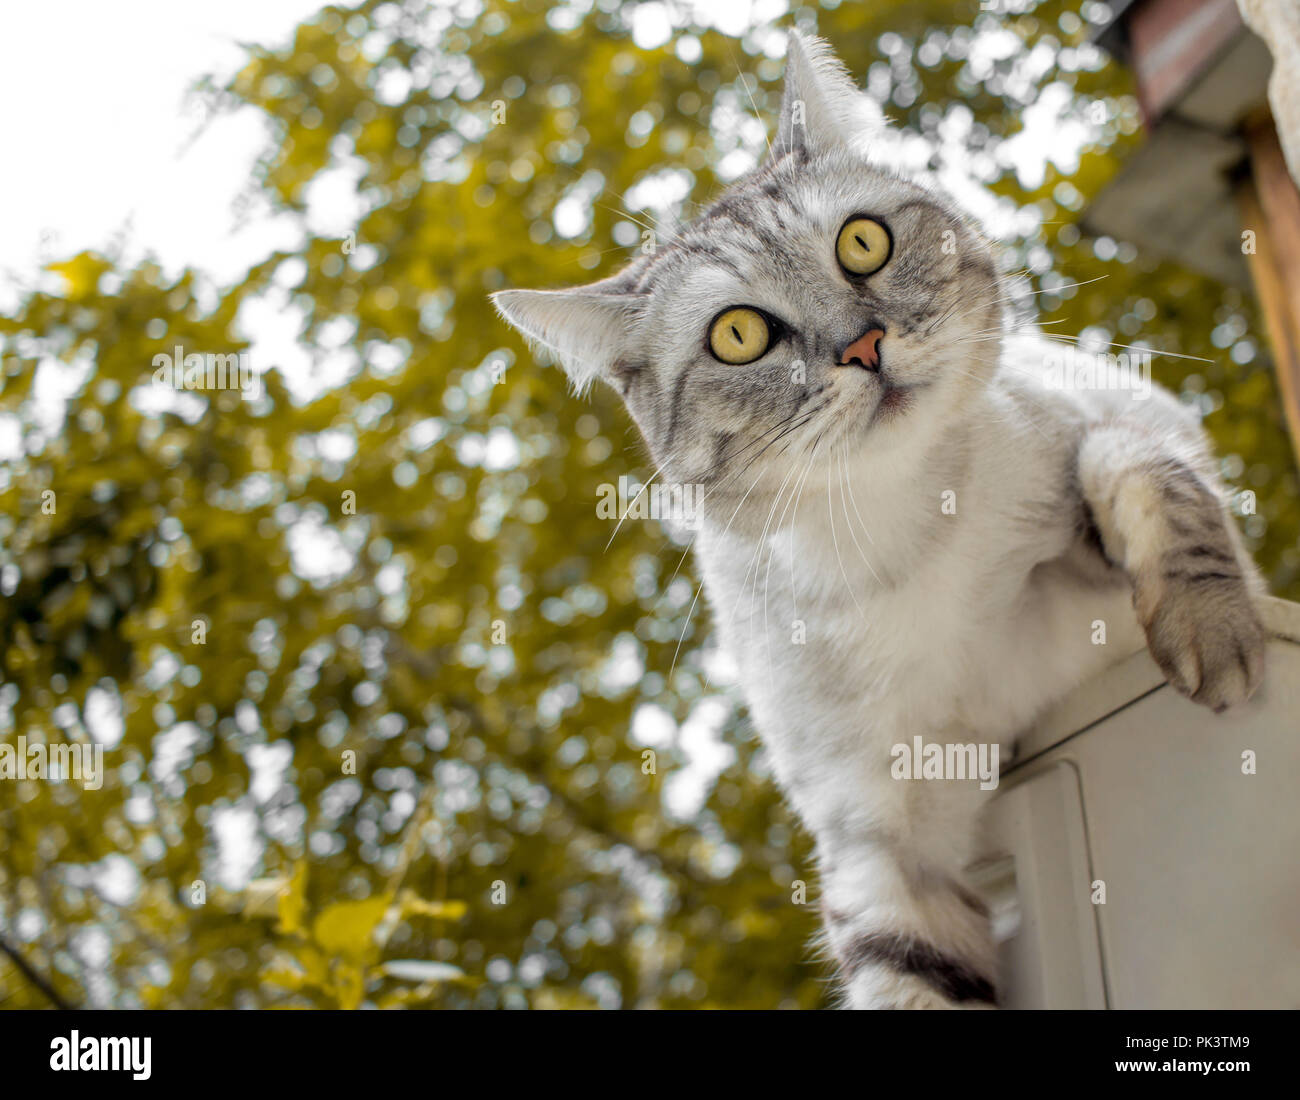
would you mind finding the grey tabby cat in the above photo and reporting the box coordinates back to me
[493,31,1266,1008]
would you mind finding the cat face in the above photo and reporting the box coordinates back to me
[495,32,1002,508]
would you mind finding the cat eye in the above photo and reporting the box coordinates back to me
[708,307,771,365]
[836,216,892,276]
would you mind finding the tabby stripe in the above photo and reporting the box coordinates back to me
[1177,544,1237,563]
[1161,568,1241,583]
[1157,469,1215,509]
[662,367,691,450]
[843,931,997,1005]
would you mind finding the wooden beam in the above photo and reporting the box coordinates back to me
[1128,0,1243,126]
[1239,116,1300,469]
[1238,0,1300,184]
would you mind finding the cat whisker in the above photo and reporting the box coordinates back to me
[564,241,650,265]
[837,447,882,585]
[840,447,877,548]
[787,453,817,621]
[987,272,1109,309]
[659,404,828,675]
[649,407,822,618]
[1035,332,1213,364]
[733,455,805,635]
[826,459,868,619]
[667,455,776,682]
[549,160,690,244]
[760,454,815,686]
[929,271,1110,341]
[676,410,823,682]
[594,202,661,237]
[604,458,671,551]
[726,39,773,161]
[667,580,704,684]
[703,401,835,506]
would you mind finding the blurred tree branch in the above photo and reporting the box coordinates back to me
[0,933,73,1009]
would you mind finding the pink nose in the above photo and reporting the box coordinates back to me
[839,328,884,371]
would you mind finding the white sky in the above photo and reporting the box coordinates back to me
[0,0,339,305]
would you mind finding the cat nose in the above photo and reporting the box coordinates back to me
[838,327,885,371]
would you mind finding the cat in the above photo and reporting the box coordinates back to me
[493,31,1266,1009]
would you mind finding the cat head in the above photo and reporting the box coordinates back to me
[494,31,1002,513]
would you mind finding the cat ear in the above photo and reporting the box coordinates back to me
[774,30,887,158]
[492,279,648,393]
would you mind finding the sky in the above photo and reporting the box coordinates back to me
[0,0,342,307]
[0,0,748,299]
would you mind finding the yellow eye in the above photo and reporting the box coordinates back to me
[709,307,771,365]
[836,217,892,275]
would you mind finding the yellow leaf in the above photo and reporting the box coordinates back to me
[46,253,109,299]
[276,861,308,935]
[312,895,392,961]
[295,944,329,987]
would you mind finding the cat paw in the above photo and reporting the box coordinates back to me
[1138,575,1265,712]
[847,975,992,1010]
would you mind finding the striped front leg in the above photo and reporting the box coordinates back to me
[820,839,998,1009]
[1079,425,1265,711]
